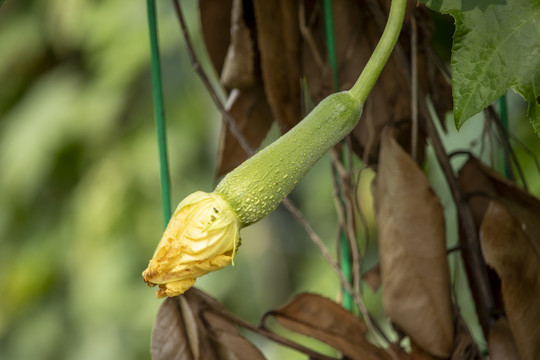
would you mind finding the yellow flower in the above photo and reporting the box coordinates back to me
[142,191,241,298]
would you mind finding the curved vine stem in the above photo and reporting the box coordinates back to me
[349,0,407,103]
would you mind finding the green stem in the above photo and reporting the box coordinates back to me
[146,0,172,228]
[349,0,407,103]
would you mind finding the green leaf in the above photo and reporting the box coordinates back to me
[422,0,540,133]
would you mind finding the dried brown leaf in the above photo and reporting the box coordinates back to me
[252,0,302,131]
[410,341,444,360]
[216,85,275,176]
[457,156,532,318]
[488,317,519,360]
[266,293,389,360]
[212,331,266,360]
[178,296,201,359]
[202,311,266,360]
[457,158,499,228]
[458,157,540,327]
[220,0,256,89]
[458,156,540,226]
[362,263,382,292]
[480,201,540,360]
[374,127,454,358]
[151,288,265,360]
[152,297,195,360]
[450,315,484,360]
[200,0,276,176]
[189,289,266,360]
[199,0,233,75]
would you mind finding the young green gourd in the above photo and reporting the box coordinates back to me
[143,0,407,297]
[215,92,362,226]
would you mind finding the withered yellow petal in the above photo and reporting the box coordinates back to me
[143,191,240,297]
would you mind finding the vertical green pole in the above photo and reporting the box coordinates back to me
[498,95,510,179]
[324,0,353,312]
[146,0,172,228]
[323,0,340,91]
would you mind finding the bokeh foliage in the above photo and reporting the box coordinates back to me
[0,1,213,358]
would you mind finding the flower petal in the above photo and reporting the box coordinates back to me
[142,192,241,297]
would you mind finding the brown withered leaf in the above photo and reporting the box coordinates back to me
[374,127,454,358]
[199,0,233,75]
[410,341,445,360]
[488,317,519,360]
[151,288,265,360]
[458,157,540,326]
[458,156,540,228]
[220,0,256,89]
[450,315,484,360]
[457,157,496,227]
[252,0,302,131]
[201,311,267,360]
[152,296,195,360]
[264,293,390,360]
[216,85,275,176]
[480,201,540,360]
[199,0,273,177]
[456,156,538,319]
[362,263,382,292]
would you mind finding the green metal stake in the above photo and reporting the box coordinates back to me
[323,0,354,311]
[146,0,172,228]
[323,0,340,91]
[498,94,511,179]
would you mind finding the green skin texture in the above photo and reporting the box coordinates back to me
[216,92,363,227]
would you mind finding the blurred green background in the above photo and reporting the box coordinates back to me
[1,0,538,359]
